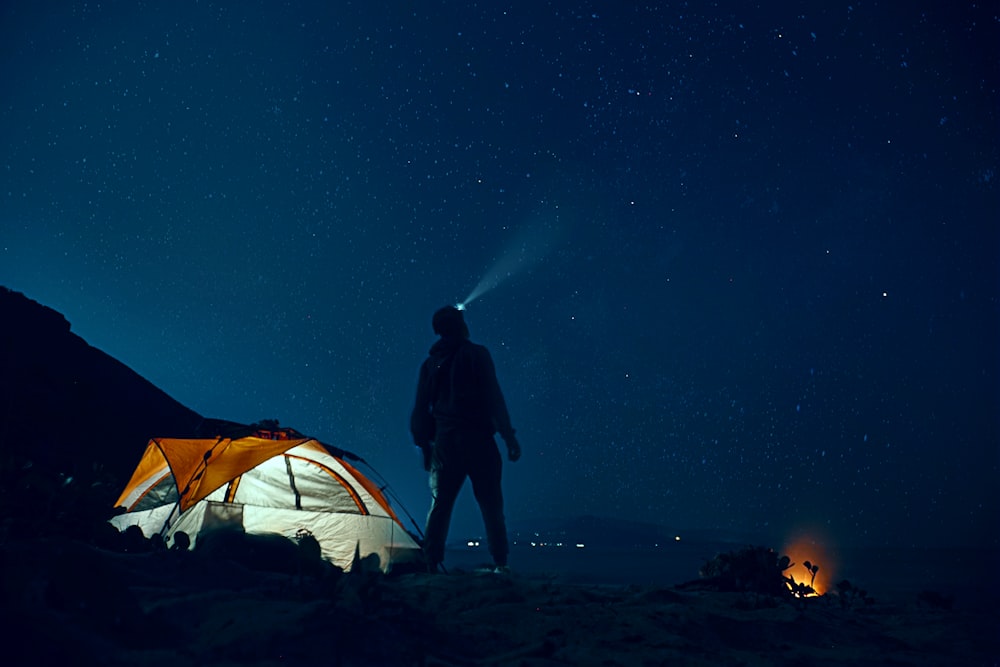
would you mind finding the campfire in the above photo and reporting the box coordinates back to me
[782,534,835,596]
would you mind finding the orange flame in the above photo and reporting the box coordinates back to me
[782,534,835,596]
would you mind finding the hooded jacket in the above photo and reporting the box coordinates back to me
[410,335,515,448]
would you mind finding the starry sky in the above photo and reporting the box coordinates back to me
[2,1,997,550]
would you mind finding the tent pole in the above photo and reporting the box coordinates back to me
[356,458,425,540]
[158,500,182,538]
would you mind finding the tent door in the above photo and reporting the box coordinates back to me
[201,500,245,532]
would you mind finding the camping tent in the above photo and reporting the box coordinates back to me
[109,427,422,572]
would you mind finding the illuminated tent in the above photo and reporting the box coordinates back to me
[109,427,422,572]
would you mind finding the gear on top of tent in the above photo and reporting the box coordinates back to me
[108,420,423,573]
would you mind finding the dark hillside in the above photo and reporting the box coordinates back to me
[0,287,203,536]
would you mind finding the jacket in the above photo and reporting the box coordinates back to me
[410,335,515,448]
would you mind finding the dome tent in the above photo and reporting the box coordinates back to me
[109,423,422,572]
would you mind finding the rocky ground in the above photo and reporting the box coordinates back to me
[2,535,997,667]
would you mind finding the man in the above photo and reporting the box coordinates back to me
[410,305,521,573]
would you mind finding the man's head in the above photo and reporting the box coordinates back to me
[432,305,470,339]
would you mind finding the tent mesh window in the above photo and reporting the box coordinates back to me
[132,476,179,512]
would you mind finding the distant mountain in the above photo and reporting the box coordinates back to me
[0,287,205,536]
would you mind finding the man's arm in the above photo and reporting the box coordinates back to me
[409,362,435,452]
[481,348,521,461]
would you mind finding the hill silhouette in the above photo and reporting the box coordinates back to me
[0,286,204,538]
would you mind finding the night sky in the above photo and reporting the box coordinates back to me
[2,2,997,550]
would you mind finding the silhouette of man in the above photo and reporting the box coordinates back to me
[410,305,521,572]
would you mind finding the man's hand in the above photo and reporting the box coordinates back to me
[419,445,433,471]
[505,435,522,463]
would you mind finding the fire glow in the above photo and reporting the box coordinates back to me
[782,535,835,596]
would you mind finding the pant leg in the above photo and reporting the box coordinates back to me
[467,439,508,566]
[422,442,466,565]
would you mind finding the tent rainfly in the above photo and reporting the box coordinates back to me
[109,428,422,572]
